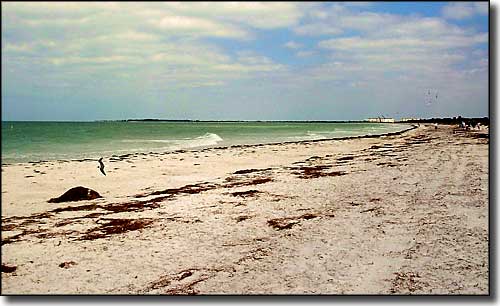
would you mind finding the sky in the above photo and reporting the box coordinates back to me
[1,1,489,121]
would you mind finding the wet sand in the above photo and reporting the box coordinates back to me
[1,124,489,294]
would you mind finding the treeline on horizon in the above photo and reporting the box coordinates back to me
[109,117,489,125]
[121,119,369,123]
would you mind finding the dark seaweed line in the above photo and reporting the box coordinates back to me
[1,176,276,243]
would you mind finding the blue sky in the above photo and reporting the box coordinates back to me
[1,2,489,121]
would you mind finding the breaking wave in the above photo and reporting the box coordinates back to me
[120,133,223,149]
[183,133,224,148]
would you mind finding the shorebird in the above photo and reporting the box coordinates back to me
[98,157,106,176]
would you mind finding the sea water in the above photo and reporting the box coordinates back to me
[1,121,412,164]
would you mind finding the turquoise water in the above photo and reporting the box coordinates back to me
[1,121,411,164]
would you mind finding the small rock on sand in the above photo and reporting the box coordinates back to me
[2,264,17,273]
[48,186,102,203]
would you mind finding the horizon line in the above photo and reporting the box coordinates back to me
[1,116,489,123]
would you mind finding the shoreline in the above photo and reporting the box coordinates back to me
[1,124,488,294]
[1,124,416,166]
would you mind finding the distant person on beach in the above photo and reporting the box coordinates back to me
[434,123,438,129]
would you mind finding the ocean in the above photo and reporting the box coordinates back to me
[1,121,412,164]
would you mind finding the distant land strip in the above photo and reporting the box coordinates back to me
[94,117,489,125]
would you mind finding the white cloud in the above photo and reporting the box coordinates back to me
[2,2,289,90]
[442,2,488,20]
[342,2,373,8]
[294,23,343,36]
[48,55,137,66]
[296,50,315,58]
[293,4,394,36]
[154,14,249,39]
[318,32,486,51]
[295,3,488,116]
[284,41,302,49]
[339,12,398,31]
[161,2,304,29]
[2,2,488,119]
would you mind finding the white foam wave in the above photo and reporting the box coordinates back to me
[304,133,327,140]
[183,133,223,148]
[121,139,176,143]
[49,133,224,161]
[120,133,223,147]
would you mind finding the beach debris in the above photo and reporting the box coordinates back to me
[337,156,355,162]
[176,270,194,281]
[229,190,262,198]
[267,213,321,230]
[136,182,218,198]
[78,218,153,241]
[59,261,77,269]
[236,247,271,264]
[48,186,102,203]
[144,269,217,295]
[235,215,252,222]
[133,174,272,201]
[98,157,106,176]
[1,264,17,273]
[360,207,381,214]
[469,133,489,139]
[376,162,397,167]
[304,156,323,162]
[233,168,272,175]
[223,176,273,188]
[289,165,346,179]
[389,272,426,294]
[163,277,209,295]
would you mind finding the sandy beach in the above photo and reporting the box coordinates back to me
[1,124,489,295]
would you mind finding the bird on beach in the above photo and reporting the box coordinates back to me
[98,157,106,176]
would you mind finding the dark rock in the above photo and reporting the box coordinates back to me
[1,264,17,273]
[48,186,102,203]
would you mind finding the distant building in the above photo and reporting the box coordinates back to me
[399,117,420,122]
[365,117,395,123]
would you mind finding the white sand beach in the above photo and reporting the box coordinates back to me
[1,124,489,294]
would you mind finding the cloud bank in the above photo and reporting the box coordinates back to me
[2,2,488,120]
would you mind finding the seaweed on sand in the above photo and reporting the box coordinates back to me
[77,218,154,241]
